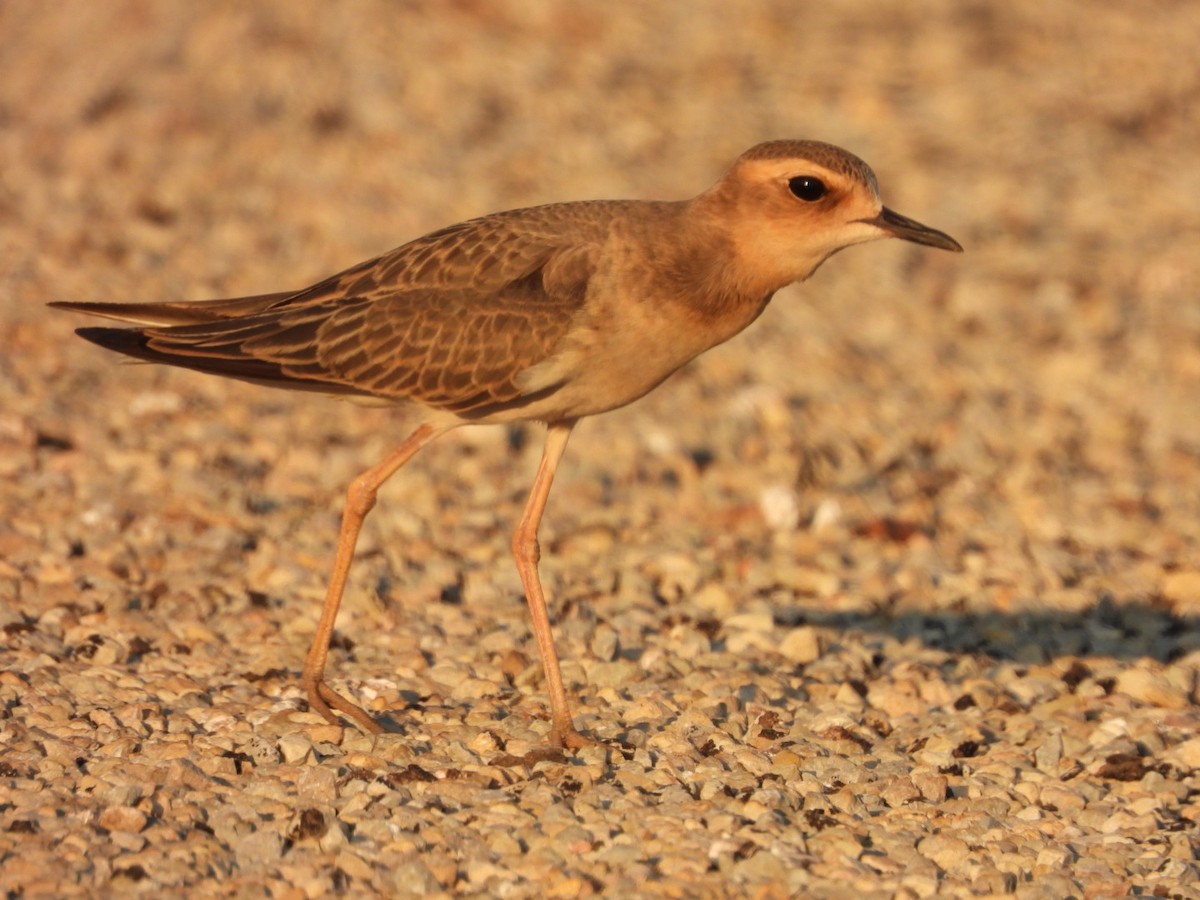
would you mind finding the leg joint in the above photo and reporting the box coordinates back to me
[512,526,540,566]
[345,475,379,518]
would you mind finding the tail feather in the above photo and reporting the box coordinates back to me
[73,326,367,397]
[49,291,299,327]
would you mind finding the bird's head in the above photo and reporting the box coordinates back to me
[699,139,962,292]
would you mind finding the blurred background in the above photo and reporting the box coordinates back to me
[5,0,1196,613]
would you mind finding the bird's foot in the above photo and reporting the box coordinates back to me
[307,680,384,735]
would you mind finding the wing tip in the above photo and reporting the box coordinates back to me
[74,326,152,355]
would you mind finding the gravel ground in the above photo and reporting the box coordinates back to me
[2,2,1199,897]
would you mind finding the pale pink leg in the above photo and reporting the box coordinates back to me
[511,420,592,749]
[302,423,444,732]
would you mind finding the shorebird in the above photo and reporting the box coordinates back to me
[53,140,962,749]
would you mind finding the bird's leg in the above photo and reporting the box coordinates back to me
[511,420,592,750]
[303,422,445,733]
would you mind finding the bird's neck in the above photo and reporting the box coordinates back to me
[656,199,781,329]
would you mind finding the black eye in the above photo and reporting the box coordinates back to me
[788,176,827,202]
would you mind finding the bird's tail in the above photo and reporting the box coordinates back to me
[49,291,298,327]
[50,293,364,395]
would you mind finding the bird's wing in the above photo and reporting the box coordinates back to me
[58,204,608,417]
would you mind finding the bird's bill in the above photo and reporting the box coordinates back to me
[866,207,963,252]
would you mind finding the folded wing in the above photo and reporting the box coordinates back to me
[54,204,603,418]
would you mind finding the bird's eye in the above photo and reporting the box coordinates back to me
[788,176,827,202]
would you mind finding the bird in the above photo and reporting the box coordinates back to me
[52,139,962,749]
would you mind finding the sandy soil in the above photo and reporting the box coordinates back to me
[2,2,1198,897]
